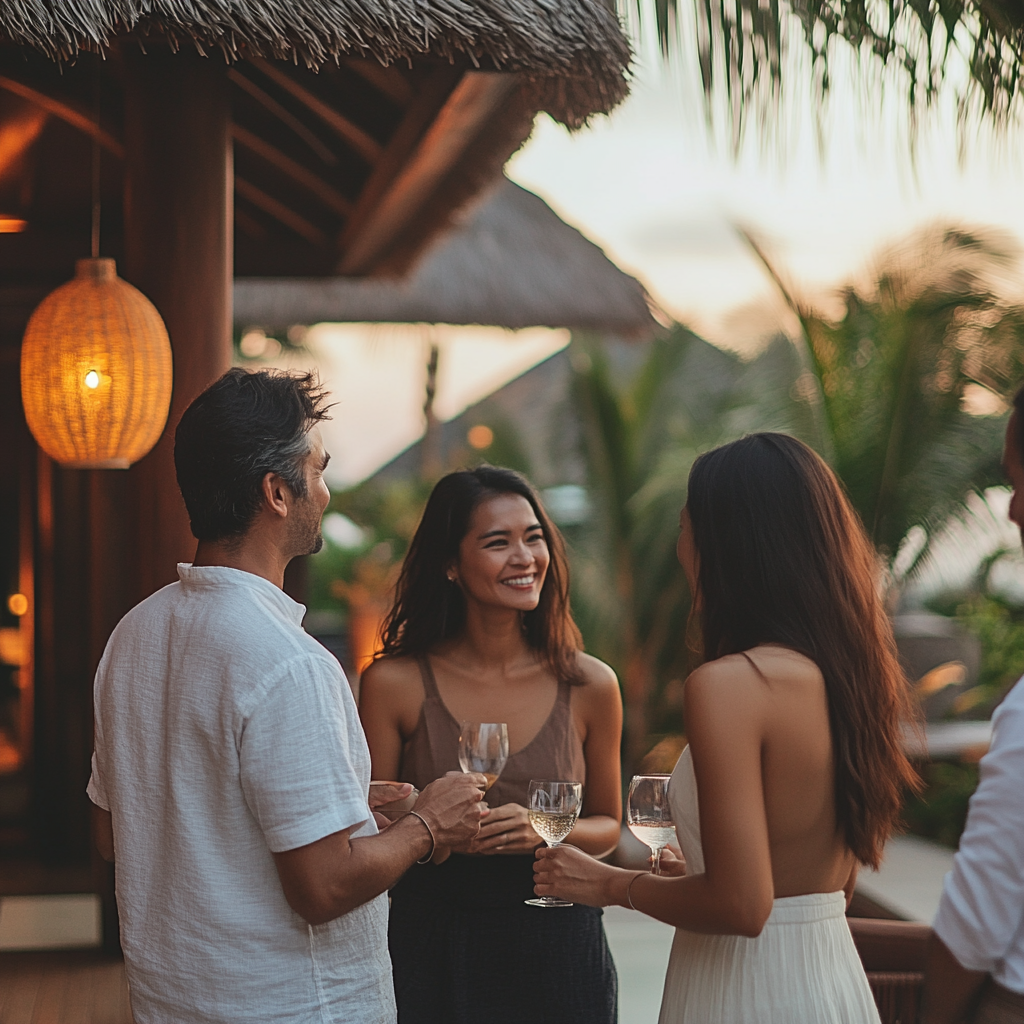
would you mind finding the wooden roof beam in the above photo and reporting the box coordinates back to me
[235,176,326,246]
[338,64,461,253]
[231,125,353,218]
[251,59,384,167]
[343,59,415,108]
[0,75,123,157]
[228,69,337,166]
[339,72,518,275]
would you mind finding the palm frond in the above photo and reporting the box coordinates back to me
[630,0,1024,138]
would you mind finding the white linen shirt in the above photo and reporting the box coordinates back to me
[933,676,1024,995]
[87,564,395,1024]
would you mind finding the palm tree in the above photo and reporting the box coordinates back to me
[568,327,813,768]
[749,225,1023,581]
[629,0,1024,139]
[570,226,1024,768]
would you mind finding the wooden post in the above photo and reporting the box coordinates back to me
[122,48,233,602]
[78,49,233,950]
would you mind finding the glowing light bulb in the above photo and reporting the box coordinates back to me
[84,370,100,389]
[7,594,27,617]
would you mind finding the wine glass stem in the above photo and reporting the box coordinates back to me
[652,845,663,876]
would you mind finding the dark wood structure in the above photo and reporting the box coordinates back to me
[0,0,630,929]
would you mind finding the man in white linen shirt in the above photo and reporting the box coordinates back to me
[922,389,1024,1024]
[87,368,486,1024]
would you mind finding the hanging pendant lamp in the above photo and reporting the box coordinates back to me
[20,257,173,469]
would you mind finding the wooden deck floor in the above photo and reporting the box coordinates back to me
[0,951,132,1024]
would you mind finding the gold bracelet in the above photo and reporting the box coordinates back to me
[407,811,435,865]
[626,870,646,911]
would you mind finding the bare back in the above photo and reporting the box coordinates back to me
[685,644,856,905]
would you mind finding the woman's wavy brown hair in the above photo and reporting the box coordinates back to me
[376,466,584,683]
[686,433,919,869]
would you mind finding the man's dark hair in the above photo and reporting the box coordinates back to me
[174,368,331,542]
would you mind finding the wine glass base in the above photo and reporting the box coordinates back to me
[524,897,574,908]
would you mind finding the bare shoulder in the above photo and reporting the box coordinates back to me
[570,652,621,711]
[358,656,424,705]
[684,653,770,721]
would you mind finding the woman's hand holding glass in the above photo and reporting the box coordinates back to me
[533,844,618,907]
[469,802,541,854]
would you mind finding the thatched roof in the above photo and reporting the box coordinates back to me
[0,0,630,128]
[234,177,658,335]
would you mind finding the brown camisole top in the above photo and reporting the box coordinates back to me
[397,656,586,807]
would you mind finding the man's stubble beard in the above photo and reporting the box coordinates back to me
[290,494,325,557]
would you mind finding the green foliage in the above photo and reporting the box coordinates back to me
[632,0,1024,144]
[751,226,1018,577]
[902,760,980,848]
[927,582,1024,715]
[567,326,814,765]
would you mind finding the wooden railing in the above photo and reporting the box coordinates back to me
[849,917,931,1024]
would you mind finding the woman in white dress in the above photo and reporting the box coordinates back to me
[534,432,919,1024]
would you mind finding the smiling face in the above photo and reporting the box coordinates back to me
[453,493,550,612]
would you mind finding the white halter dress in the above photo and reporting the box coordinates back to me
[657,746,881,1024]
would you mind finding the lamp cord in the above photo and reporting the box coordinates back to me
[90,62,101,260]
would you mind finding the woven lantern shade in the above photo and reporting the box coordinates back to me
[21,258,173,469]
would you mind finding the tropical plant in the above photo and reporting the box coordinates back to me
[567,326,814,768]
[628,0,1024,141]
[751,225,1023,582]
[570,226,1024,767]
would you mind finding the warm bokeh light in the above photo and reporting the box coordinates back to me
[21,258,173,469]
[0,216,27,233]
[467,424,494,449]
[7,594,28,617]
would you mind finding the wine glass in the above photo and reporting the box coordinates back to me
[525,779,583,907]
[627,774,675,875]
[458,722,509,791]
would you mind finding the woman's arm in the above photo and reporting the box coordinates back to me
[534,660,775,936]
[358,659,418,780]
[568,655,622,856]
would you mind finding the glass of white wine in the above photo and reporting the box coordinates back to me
[458,722,509,791]
[525,779,583,908]
[627,774,675,876]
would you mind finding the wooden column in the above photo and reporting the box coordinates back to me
[122,49,233,602]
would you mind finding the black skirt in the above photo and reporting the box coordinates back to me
[389,853,618,1024]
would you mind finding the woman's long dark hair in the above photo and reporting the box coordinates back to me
[377,467,584,683]
[686,433,919,869]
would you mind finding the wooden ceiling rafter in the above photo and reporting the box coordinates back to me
[338,63,462,260]
[235,176,326,246]
[227,68,338,167]
[0,75,123,158]
[231,124,353,218]
[250,58,384,167]
[340,72,518,275]
[342,58,414,107]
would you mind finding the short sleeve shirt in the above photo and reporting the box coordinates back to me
[933,677,1024,995]
[88,564,395,1024]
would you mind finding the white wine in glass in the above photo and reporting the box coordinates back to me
[525,779,583,908]
[627,774,675,876]
[458,722,509,791]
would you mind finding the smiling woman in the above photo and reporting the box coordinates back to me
[359,466,623,1024]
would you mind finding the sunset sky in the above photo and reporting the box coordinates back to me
[308,28,1024,485]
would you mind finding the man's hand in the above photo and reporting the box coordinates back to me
[412,772,487,854]
[368,781,416,827]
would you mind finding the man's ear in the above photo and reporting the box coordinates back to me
[261,471,291,519]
